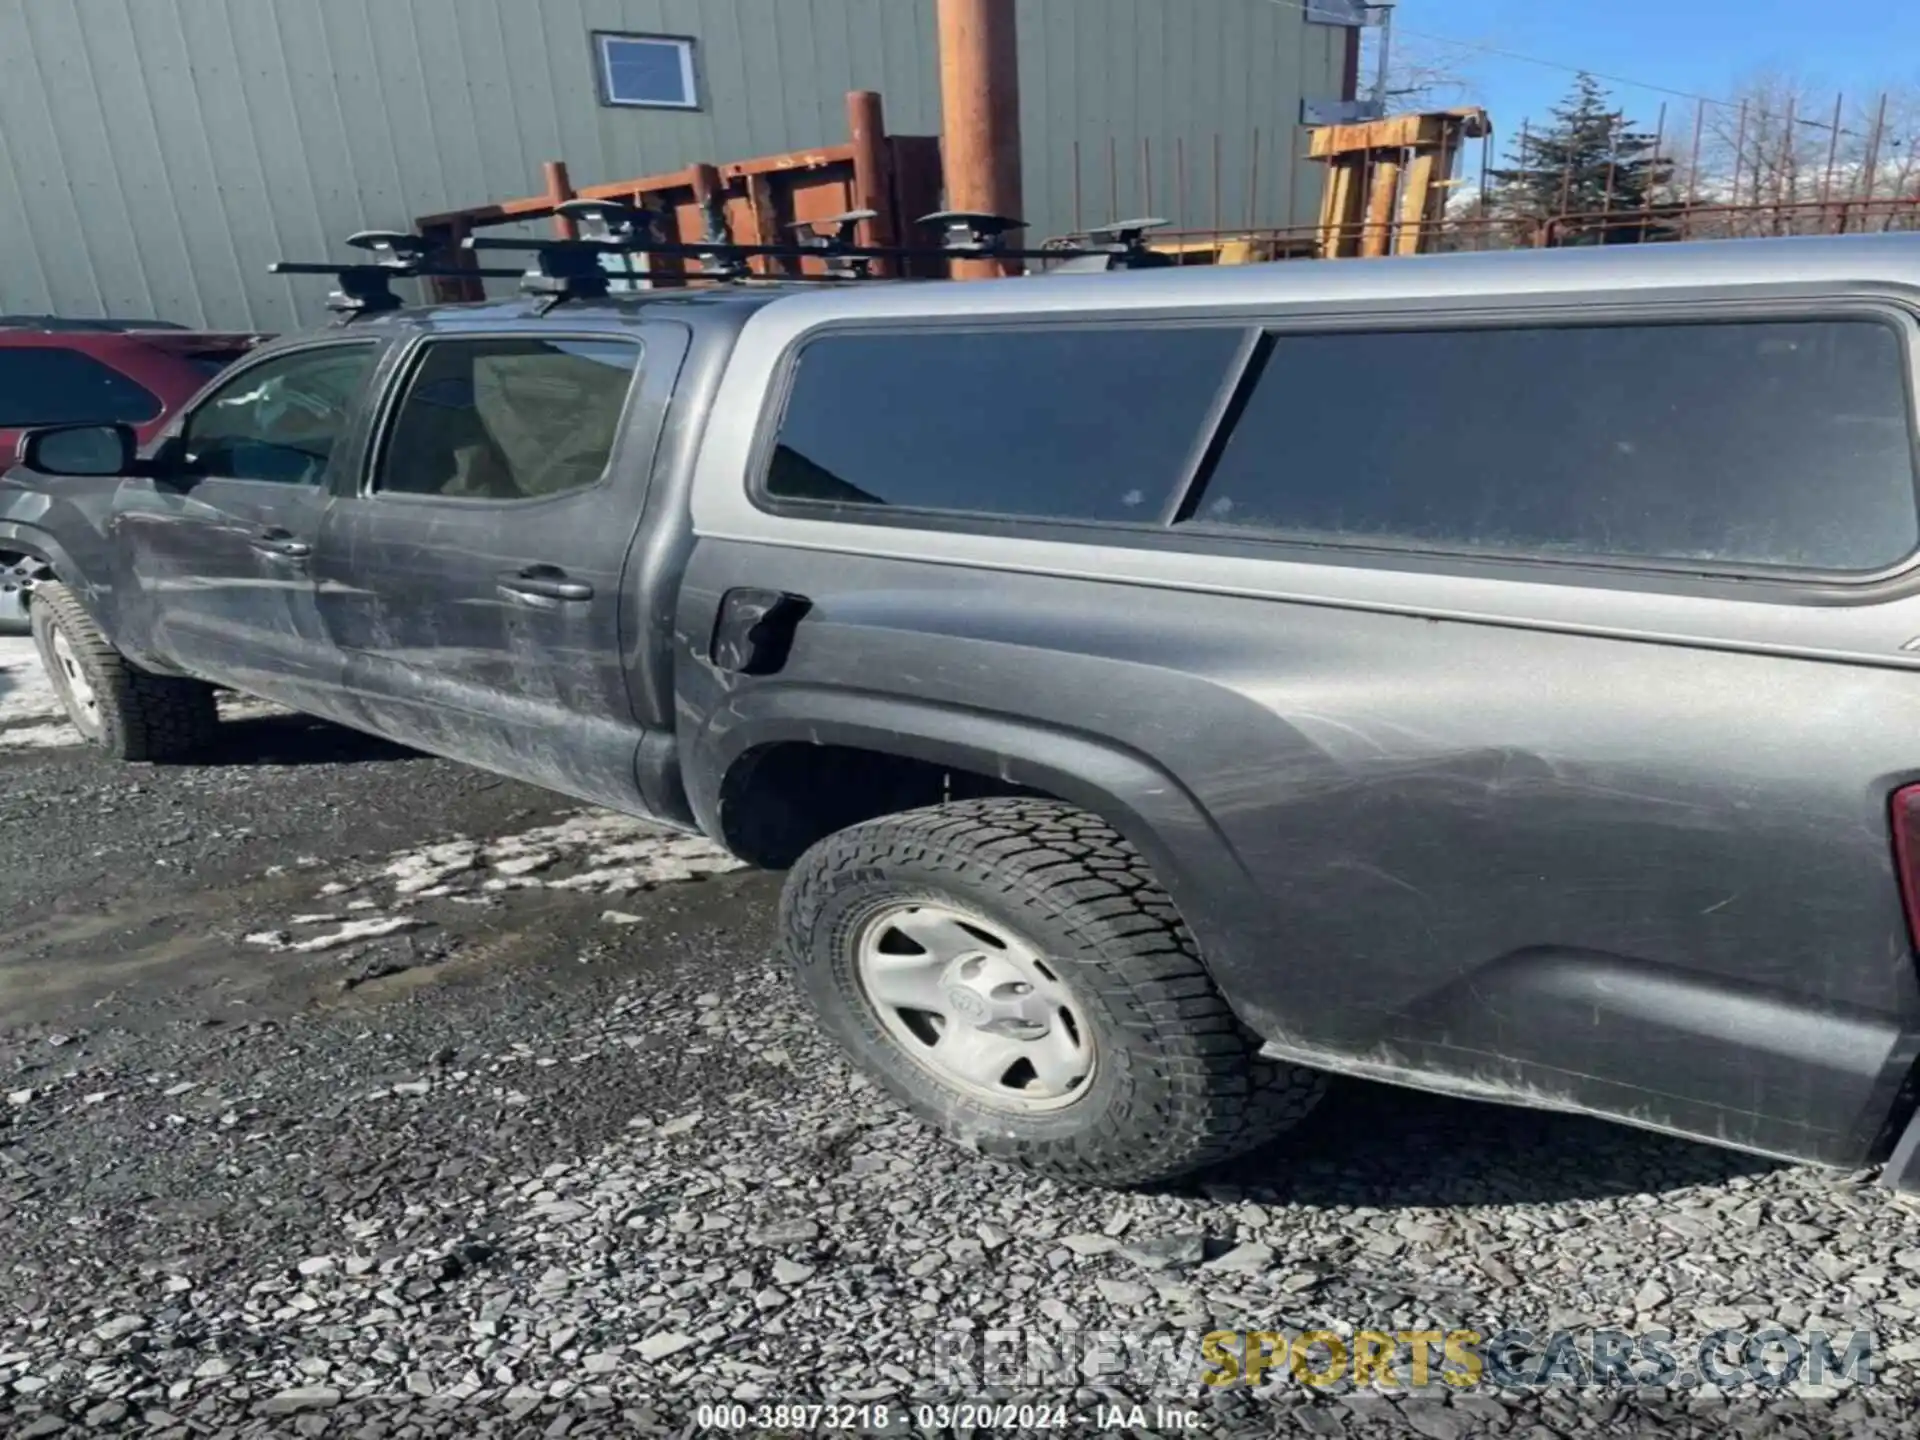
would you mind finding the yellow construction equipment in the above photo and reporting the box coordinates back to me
[1150,234,1319,266]
[1311,107,1491,258]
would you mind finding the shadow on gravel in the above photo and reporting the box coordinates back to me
[1204,1076,1783,1207]
[202,712,420,767]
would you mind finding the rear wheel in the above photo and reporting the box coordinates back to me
[29,582,218,761]
[780,797,1325,1186]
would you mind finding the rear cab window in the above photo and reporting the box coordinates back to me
[761,310,1920,581]
[1191,317,1920,575]
[766,327,1246,523]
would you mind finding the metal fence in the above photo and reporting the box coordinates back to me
[1040,89,1920,266]
[1041,196,1920,269]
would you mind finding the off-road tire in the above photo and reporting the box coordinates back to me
[28,582,219,761]
[780,797,1326,1186]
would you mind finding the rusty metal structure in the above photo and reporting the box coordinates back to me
[410,78,1920,297]
[412,91,946,299]
[935,0,1025,280]
[1310,107,1492,257]
[1045,89,1920,267]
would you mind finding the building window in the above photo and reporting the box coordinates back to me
[594,32,699,110]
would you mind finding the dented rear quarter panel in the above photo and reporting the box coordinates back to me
[676,549,1920,1167]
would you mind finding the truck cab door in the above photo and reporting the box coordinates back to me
[312,324,686,813]
[111,340,382,715]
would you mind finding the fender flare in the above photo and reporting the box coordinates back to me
[0,519,138,661]
[694,685,1271,1002]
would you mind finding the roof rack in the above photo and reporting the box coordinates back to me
[1043,217,1176,273]
[917,210,1025,252]
[277,208,1180,317]
[693,191,752,283]
[788,210,879,279]
[461,208,1166,297]
[269,230,521,321]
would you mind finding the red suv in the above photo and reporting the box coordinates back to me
[0,318,269,630]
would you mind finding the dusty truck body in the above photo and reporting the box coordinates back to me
[11,231,1920,1189]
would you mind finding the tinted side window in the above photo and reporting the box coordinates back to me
[0,347,161,426]
[183,345,376,485]
[1191,318,1920,573]
[376,338,640,500]
[767,327,1247,523]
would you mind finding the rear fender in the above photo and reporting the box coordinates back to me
[694,685,1276,1022]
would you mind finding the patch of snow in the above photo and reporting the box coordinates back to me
[246,917,425,953]
[0,636,286,750]
[386,810,744,899]
[0,721,81,750]
[0,635,77,748]
[385,839,481,894]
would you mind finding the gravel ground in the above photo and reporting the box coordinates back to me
[5,645,1920,1437]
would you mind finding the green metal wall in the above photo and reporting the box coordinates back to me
[0,0,1342,328]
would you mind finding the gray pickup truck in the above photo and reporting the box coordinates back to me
[10,229,1920,1193]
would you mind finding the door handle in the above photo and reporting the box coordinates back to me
[497,566,593,602]
[249,528,311,560]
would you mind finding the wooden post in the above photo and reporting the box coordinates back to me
[1395,147,1439,256]
[543,161,578,238]
[742,173,782,276]
[420,218,484,303]
[1361,154,1400,257]
[936,0,1023,278]
[846,90,899,275]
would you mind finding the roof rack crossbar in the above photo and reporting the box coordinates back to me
[1046,216,1176,273]
[272,230,523,319]
[786,209,879,279]
[268,261,520,319]
[279,210,1178,316]
[693,190,751,282]
[915,210,1025,252]
[463,233,1130,266]
[553,198,663,247]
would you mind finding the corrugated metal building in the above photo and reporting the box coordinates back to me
[0,0,1354,329]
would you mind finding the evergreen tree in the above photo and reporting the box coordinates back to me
[1491,74,1674,233]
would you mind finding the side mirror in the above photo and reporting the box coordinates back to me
[17,423,137,477]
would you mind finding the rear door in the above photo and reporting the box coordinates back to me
[312,323,685,811]
[111,340,382,709]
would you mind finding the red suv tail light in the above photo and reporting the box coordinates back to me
[1891,784,1920,950]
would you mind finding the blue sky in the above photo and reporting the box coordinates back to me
[1390,0,1920,148]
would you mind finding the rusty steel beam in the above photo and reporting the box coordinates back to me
[846,90,899,274]
[544,161,578,239]
[936,0,1024,278]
